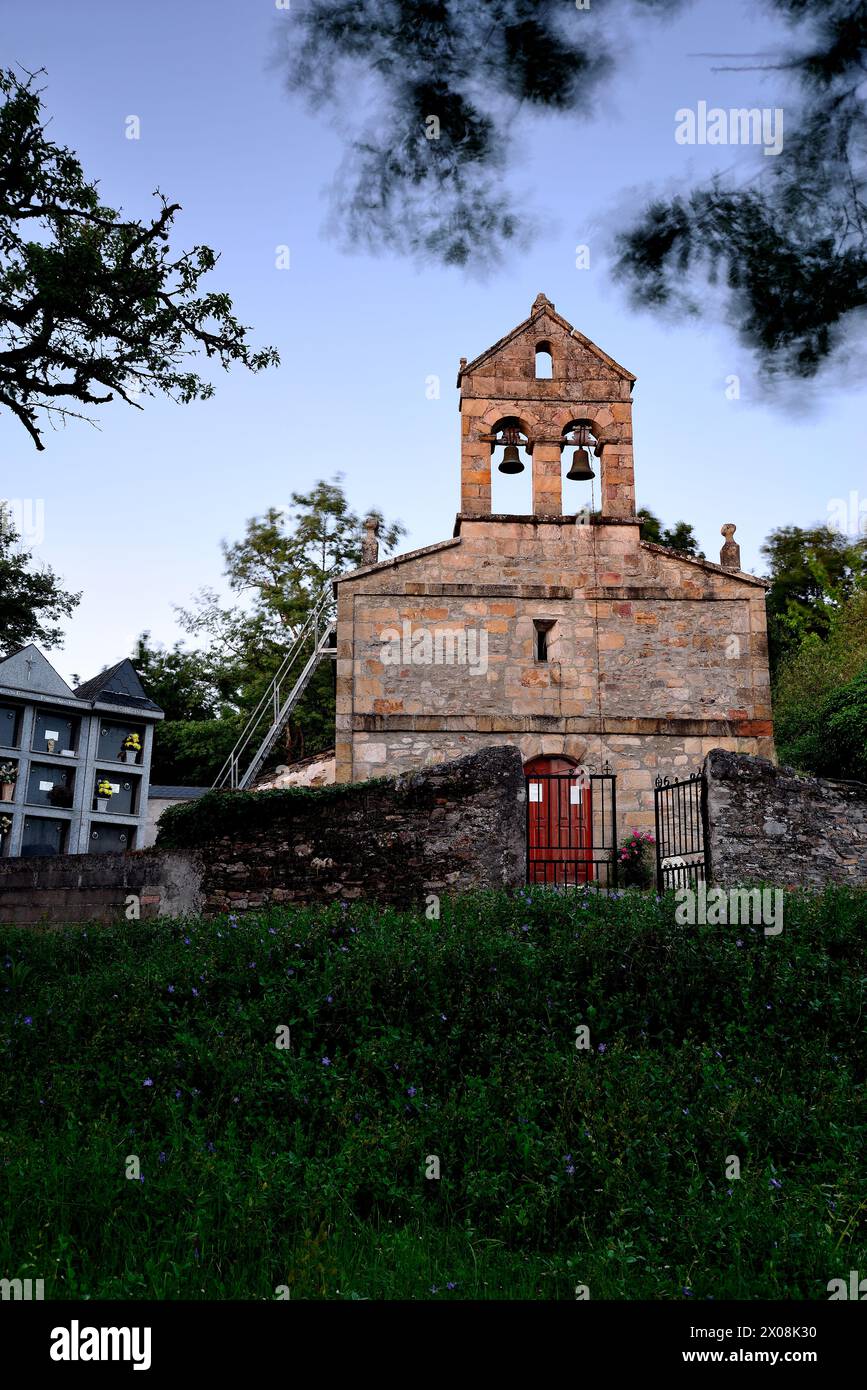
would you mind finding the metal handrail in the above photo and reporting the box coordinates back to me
[212,584,335,789]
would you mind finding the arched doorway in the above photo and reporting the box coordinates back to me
[525,755,594,886]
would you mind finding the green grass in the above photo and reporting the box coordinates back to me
[1,886,865,1299]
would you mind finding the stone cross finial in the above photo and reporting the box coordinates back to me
[361,513,380,566]
[720,523,741,571]
[532,292,552,313]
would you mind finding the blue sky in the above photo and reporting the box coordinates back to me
[1,0,861,686]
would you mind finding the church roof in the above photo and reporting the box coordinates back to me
[640,540,771,588]
[457,292,636,387]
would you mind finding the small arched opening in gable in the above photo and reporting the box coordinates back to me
[534,342,554,379]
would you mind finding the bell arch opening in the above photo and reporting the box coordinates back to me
[490,416,532,513]
[561,419,599,515]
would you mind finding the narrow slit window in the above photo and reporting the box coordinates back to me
[534,619,554,661]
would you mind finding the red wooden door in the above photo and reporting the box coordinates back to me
[526,756,594,885]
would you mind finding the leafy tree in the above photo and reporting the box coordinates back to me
[149,718,244,788]
[772,584,867,779]
[0,67,277,449]
[613,1,867,380]
[220,477,405,635]
[141,479,405,784]
[277,1,866,377]
[132,633,220,723]
[761,524,867,671]
[638,507,704,557]
[278,0,682,268]
[0,502,79,650]
[820,665,867,782]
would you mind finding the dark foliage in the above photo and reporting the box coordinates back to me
[279,1,866,377]
[0,68,277,448]
[1,887,864,1298]
[0,505,79,651]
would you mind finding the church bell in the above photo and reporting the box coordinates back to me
[498,443,524,475]
[566,447,595,482]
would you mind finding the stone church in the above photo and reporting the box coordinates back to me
[333,294,774,840]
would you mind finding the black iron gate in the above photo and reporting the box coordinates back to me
[653,772,708,891]
[526,768,618,887]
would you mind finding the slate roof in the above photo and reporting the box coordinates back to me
[148,786,209,800]
[74,658,163,714]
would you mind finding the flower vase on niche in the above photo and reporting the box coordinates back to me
[122,732,141,765]
[96,779,113,813]
[0,762,17,802]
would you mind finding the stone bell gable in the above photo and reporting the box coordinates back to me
[458,291,636,518]
[334,296,774,828]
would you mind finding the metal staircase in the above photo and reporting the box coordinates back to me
[212,586,337,790]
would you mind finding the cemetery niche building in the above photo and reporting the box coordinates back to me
[332,294,774,860]
[0,645,162,858]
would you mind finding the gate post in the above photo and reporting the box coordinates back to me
[654,776,664,893]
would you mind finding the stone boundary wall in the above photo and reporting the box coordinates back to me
[0,746,526,925]
[191,744,525,913]
[705,749,867,889]
[4,745,865,926]
[0,851,201,926]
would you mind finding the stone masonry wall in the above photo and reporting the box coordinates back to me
[335,515,773,830]
[459,294,636,518]
[0,746,526,925]
[0,851,201,926]
[705,749,867,888]
[191,744,525,912]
